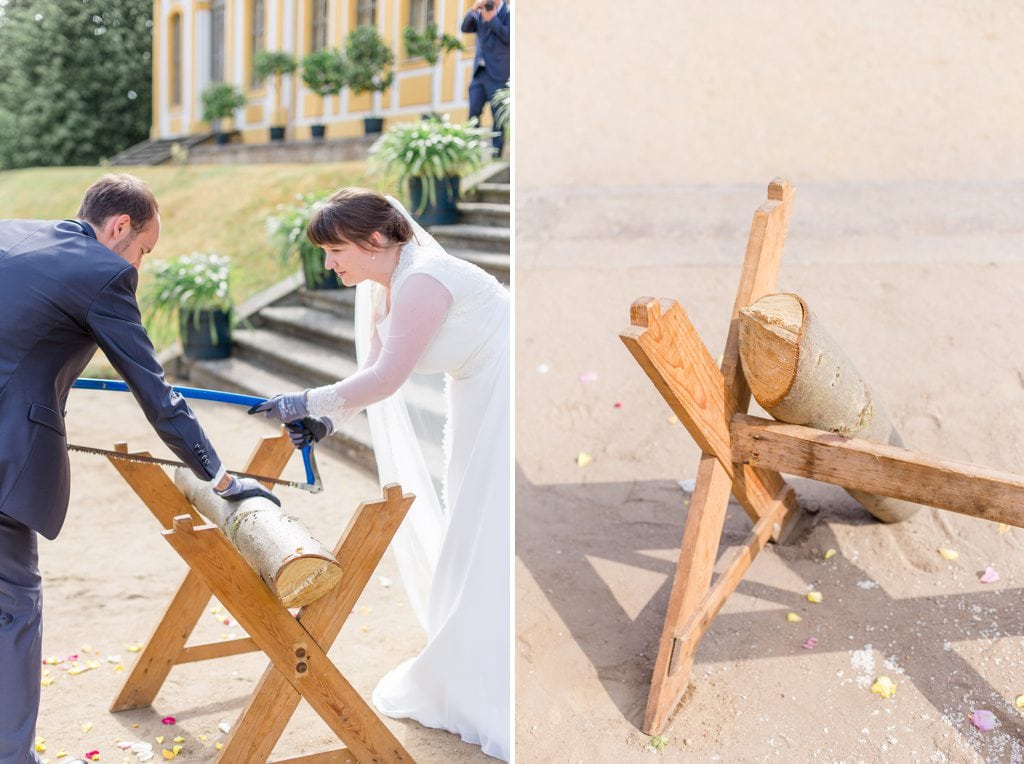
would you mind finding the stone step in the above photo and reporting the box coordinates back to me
[451,250,510,284]
[259,305,357,355]
[471,182,511,205]
[431,224,510,254]
[231,328,448,432]
[186,355,377,472]
[456,201,510,227]
[297,286,357,318]
[487,164,510,184]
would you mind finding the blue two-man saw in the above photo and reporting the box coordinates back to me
[69,378,323,493]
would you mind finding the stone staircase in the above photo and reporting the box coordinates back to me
[109,133,217,166]
[177,161,510,476]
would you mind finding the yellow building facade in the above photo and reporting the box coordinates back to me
[152,0,482,142]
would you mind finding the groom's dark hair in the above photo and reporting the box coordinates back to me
[307,188,413,250]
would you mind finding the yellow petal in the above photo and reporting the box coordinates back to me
[162,751,175,761]
[80,723,93,733]
[114,664,125,673]
[786,612,802,622]
[359,625,369,633]
[43,656,60,665]
[1015,694,1024,709]
[198,735,207,742]
[998,523,1011,535]
[667,415,679,424]
[56,752,68,759]
[41,676,55,687]
[126,643,142,653]
[576,452,593,468]
[155,736,164,744]
[938,548,959,561]
[215,743,223,751]
[823,548,837,560]
[172,737,185,744]
[871,675,897,698]
[806,591,823,604]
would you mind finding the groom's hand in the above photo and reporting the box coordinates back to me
[248,391,309,423]
[215,476,282,507]
[286,417,334,449]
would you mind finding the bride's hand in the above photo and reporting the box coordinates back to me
[247,391,309,423]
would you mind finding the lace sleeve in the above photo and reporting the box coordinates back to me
[306,273,453,423]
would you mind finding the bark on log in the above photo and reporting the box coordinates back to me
[737,293,920,523]
[175,469,343,606]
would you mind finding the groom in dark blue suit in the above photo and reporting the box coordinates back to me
[461,0,511,155]
[0,174,276,763]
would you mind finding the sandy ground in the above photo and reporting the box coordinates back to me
[515,3,1024,761]
[35,392,490,763]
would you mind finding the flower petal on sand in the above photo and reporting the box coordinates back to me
[980,567,1000,584]
[871,676,896,698]
[971,709,997,731]
[806,591,823,604]
[938,548,959,561]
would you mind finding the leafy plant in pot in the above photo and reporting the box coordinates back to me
[301,49,349,140]
[403,23,463,118]
[267,192,341,290]
[254,50,298,141]
[369,115,493,226]
[345,26,394,135]
[143,253,233,360]
[201,83,247,144]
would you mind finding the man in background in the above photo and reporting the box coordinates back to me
[462,0,511,156]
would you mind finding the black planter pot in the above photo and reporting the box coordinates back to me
[363,117,384,135]
[408,176,460,227]
[180,309,232,360]
[311,124,326,140]
[215,132,230,145]
[269,126,285,141]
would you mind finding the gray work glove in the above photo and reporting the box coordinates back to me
[248,390,309,424]
[286,416,334,449]
[215,475,282,507]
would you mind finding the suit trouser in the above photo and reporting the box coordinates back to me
[468,71,506,155]
[0,512,42,764]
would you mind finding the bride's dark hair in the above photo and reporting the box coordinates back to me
[306,187,413,249]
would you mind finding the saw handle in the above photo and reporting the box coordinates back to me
[72,378,319,491]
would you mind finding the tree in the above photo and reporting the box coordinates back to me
[403,23,463,116]
[0,0,153,170]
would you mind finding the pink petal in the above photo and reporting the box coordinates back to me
[980,567,1000,584]
[802,637,818,650]
[971,709,997,732]
[578,372,598,383]
[161,716,176,725]
[613,402,622,409]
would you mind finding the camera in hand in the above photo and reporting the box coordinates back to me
[484,0,494,9]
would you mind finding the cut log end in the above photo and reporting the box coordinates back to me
[275,555,343,608]
[738,293,805,408]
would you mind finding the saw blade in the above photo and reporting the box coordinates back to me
[67,444,312,492]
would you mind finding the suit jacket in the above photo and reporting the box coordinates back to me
[0,219,223,539]
[461,3,511,84]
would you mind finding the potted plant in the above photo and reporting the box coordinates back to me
[201,83,247,144]
[345,26,394,135]
[144,253,233,359]
[267,192,341,290]
[254,50,298,141]
[300,49,349,139]
[402,23,463,118]
[369,115,493,226]
[493,83,510,134]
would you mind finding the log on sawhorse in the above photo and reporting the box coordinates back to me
[105,430,416,763]
[619,177,1024,736]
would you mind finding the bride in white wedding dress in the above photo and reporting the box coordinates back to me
[251,188,510,761]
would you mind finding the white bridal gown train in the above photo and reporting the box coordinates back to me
[304,225,510,761]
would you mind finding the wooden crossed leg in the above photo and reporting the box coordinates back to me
[620,177,1024,735]
[105,431,415,762]
[620,179,801,734]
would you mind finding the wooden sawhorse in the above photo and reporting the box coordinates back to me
[620,178,1024,735]
[105,431,415,762]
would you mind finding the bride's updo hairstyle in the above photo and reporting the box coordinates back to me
[306,187,413,250]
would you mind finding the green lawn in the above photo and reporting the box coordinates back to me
[0,162,383,353]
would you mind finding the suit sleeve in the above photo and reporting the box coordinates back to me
[85,266,224,482]
[485,10,509,44]
[461,10,479,32]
